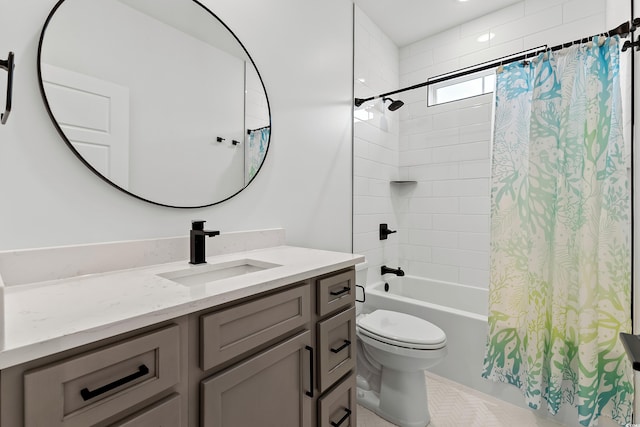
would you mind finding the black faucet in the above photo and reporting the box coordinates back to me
[190,220,220,265]
[381,265,405,276]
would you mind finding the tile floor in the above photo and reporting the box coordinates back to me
[356,372,565,427]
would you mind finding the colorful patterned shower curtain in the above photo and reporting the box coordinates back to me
[245,127,270,184]
[482,37,632,427]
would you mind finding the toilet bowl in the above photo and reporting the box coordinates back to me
[355,263,447,427]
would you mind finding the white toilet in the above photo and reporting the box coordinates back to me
[355,263,447,427]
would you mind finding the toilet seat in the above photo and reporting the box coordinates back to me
[357,310,446,350]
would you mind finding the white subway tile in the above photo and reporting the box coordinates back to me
[432,103,492,131]
[459,197,491,214]
[432,141,490,163]
[401,50,435,75]
[400,149,432,167]
[353,231,380,253]
[432,248,489,270]
[460,3,525,38]
[353,176,369,197]
[401,115,434,135]
[523,14,605,50]
[401,244,432,262]
[562,0,604,24]
[406,26,462,56]
[458,232,490,251]
[433,178,489,197]
[408,261,459,282]
[524,0,566,16]
[410,197,460,214]
[409,229,459,248]
[370,180,392,197]
[395,180,432,197]
[459,123,492,144]
[460,160,491,179]
[408,128,459,150]
[459,39,525,69]
[408,163,460,181]
[491,6,564,47]
[405,213,434,230]
[433,214,490,233]
[459,267,490,289]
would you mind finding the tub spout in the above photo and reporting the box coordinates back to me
[381,265,405,276]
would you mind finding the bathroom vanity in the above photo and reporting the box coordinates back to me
[0,230,363,426]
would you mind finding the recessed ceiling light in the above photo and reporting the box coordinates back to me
[458,0,470,2]
[357,78,366,83]
[477,32,495,42]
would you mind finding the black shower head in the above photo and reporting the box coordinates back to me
[383,97,404,111]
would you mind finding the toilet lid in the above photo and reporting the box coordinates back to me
[357,310,446,348]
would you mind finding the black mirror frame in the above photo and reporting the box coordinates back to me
[37,0,271,209]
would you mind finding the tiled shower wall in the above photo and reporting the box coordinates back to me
[396,0,610,289]
[353,6,401,286]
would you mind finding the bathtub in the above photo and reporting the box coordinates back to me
[364,275,534,411]
[364,276,490,391]
[364,275,592,426]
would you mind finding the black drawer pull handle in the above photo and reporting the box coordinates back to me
[330,340,351,354]
[305,346,314,398]
[330,408,352,427]
[80,364,149,401]
[330,286,350,296]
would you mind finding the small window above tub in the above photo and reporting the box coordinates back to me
[427,69,495,106]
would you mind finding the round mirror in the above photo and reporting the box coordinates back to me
[38,0,271,208]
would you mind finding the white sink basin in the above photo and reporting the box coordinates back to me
[158,259,281,286]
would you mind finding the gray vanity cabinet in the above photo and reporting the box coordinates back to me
[200,331,312,427]
[0,267,357,427]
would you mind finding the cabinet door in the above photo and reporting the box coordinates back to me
[201,331,312,427]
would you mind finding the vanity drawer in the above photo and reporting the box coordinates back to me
[201,284,310,371]
[23,324,180,427]
[112,393,181,426]
[318,371,357,427]
[316,269,355,317]
[317,307,356,393]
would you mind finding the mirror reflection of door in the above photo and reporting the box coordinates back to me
[38,0,270,207]
[42,64,130,189]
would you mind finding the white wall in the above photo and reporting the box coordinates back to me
[398,0,612,289]
[0,0,353,252]
[353,5,401,285]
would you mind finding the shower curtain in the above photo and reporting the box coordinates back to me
[245,127,270,184]
[482,37,632,427]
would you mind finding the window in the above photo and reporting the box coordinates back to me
[428,69,496,106]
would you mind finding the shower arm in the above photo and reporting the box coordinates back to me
[354,19,638,108]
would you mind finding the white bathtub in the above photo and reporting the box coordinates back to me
[364,276,491,393]
[364,275,592,426]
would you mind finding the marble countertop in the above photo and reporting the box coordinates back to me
[0,245,364,369]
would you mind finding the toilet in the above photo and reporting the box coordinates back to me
[355,263,447,427]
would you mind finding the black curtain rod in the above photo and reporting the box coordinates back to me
[355,19,638,107]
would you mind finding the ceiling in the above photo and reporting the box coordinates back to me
[354,0,523,47]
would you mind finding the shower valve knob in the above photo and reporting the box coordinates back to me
[379,223,397,240]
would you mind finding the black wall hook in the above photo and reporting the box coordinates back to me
[0,52,14,125]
